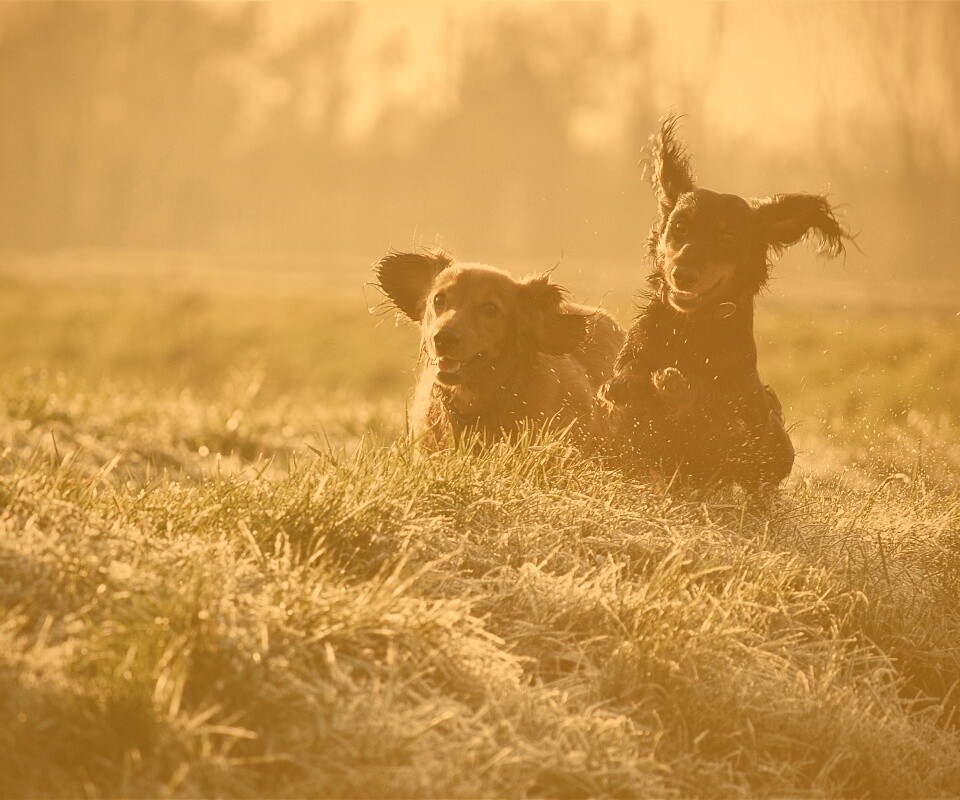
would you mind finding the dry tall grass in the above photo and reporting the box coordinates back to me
[1,257,959,797]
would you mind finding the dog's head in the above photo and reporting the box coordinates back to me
[646,116,846,315]
[375,250,587,386]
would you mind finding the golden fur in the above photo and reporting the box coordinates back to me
[374,250,625,449]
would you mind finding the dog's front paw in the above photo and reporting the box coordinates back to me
[651,367,697,416]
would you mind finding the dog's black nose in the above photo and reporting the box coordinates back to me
[433,328,460,354]
[672,266,699,291]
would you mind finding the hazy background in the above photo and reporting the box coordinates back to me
[1,1,959,308]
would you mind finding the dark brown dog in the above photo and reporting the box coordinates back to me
[603,117,846,492]
[376,249,625,449]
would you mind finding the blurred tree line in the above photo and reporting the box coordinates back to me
[0,2,957,278]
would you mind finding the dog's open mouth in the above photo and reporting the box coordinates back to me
[667,289,704,313]
[665,265,735,315]
[435,353,486,383]
[666,275,732,314]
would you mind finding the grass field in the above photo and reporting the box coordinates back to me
[2,252,960,798]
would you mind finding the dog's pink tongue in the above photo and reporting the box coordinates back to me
[438,357,461,374]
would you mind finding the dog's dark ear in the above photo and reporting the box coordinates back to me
[520,275,587,355]
[374,249,454,321]
[646,115,696,257]
[650,115,696,218]
[753,194,845,258]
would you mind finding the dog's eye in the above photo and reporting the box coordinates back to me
[433,293,446,309]
[479,302,501,316]
[672,219,688,238]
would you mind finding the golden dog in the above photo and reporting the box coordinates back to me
[375,249,624,449]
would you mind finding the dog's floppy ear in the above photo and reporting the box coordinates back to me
[374,249,454,321]
[650,115,696,218]
[519,274,587,355]
[646,115,696,257]
[753,194,845,258]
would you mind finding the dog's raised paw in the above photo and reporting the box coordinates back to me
[651,367,697,415]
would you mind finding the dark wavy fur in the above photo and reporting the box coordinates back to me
[645,114,697,258]
[752,193,845,259]
[604,115,849,494]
